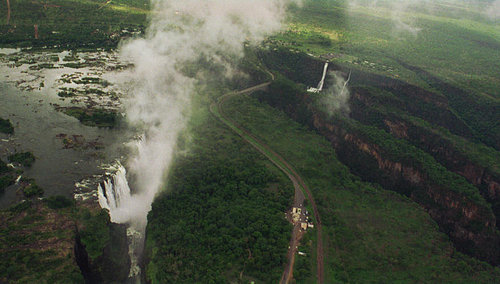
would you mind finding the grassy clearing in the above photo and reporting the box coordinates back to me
[223,93,500,282]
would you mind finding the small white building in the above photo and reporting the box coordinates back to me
[301,222,308,230]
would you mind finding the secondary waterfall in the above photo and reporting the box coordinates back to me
[307,62,329,93]
[317,62,329,91]
[97,162,143,279]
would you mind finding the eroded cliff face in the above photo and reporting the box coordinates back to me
[310,112,500,265]
[257,78,500,265]
[259,50,500,264]
[74,211,131,283]
[75,222,130,283]
[72,196,131,283]
[350,88,500,223]
[350,85,473,139]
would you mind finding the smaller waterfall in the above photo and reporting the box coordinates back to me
[307,62,329,93]
[316,62,329,91]
[15,175,22,184]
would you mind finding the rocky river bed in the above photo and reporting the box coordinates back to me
[0,48,133,208]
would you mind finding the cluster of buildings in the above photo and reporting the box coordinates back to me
[291,206,314,231]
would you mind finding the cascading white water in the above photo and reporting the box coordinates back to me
[97,162,133,224]
[307,62,329,93]
[97,162,142,279]
[316,62,329,91]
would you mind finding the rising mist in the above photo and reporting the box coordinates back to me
[111,0,300,231]
[321,71,351,116]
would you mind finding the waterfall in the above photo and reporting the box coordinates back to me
[307,62,329,93]
[97,162,133,224]
[316,62,329,91]
[97,162,143,279]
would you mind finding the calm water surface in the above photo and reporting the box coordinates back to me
[0,82,126,208]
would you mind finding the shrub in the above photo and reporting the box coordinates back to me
[0,118,14,134]
[8,152,36,167]
[0,159,11,174]
[23,184,44,198]
[63,108,118,128]
[9,200,33,213]
[45,195,74,209]
[0,175,16,193]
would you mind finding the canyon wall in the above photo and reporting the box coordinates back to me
[256,53,500,264]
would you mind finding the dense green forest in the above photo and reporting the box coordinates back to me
[145,111,293,283]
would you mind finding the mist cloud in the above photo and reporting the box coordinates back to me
[486,0,500,20]
[113,0,297,229]
[321,71,351,116]
[348,0,425,37]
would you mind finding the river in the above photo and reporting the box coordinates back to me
[0,49,128,208]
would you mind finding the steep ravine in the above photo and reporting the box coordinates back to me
[0,197,130,283]
[256,76,500,265]
[259,49,500,216]
[75,221,130,283]
[259,49,475,139]
[349,90,500,223]
[311,115,499,264]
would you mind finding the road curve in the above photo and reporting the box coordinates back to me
[210,82,324,284]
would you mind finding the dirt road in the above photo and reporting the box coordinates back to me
[210,82,324,283]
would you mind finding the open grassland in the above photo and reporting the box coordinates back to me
[223,94,500,283]
[279,0,500,98]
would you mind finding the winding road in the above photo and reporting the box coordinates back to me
[210,80,324,283]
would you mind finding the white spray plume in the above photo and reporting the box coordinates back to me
[349,0,499,31]
[321,71,351,116]
[348,0,424,37]
[111,0,298,230]
[486,0,500,20]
